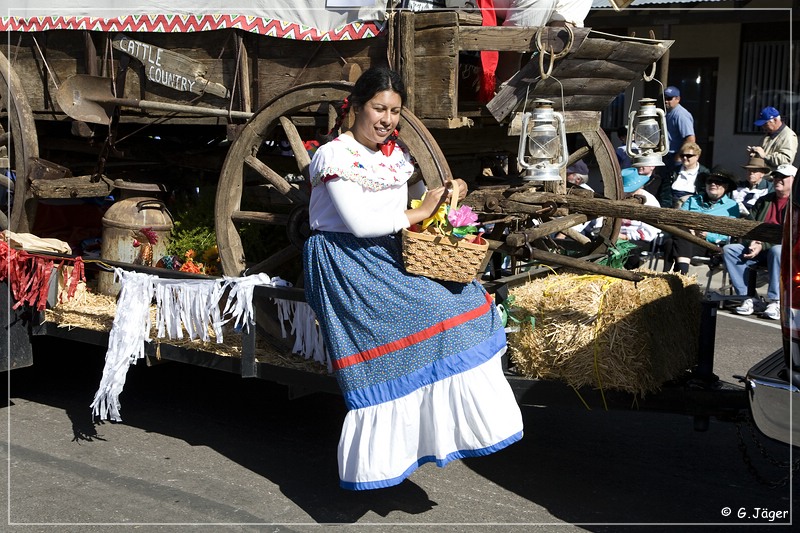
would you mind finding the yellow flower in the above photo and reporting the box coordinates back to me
[411,195,449,231]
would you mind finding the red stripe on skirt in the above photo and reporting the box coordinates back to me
[332,292,494,371]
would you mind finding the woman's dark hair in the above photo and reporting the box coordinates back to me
[327,67,406,139]
[350,67,406,109]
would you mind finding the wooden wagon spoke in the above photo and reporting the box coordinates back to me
[278,116,311,181]
[231,210,289,226]
[326,103,337,134]
[244,154,308,204]
[506,214,589,248]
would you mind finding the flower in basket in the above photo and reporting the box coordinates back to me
[410,196,448,231]
[447,205,479,239]
[409,194,483,243]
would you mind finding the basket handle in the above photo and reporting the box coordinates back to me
[448,180,460,212]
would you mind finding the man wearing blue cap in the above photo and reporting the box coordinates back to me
[663,86,695,176]
[747,106,797,170]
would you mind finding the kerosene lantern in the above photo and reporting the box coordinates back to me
[517,99,568,181]
[627,97,668,167]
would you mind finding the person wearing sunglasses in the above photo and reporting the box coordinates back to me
[662,86,696,176]
[658,141,709,208]
[746,106,797,171]
[723,164,795,319]
[660,167,741,275]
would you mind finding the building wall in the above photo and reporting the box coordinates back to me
[662,22,763,173]
[597,1,796,177]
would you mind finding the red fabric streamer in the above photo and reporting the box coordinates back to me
[477,0,498,104]
[0,240,86,311]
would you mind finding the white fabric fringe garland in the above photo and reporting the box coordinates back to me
[90,269,303,422]
[90,270,156,422]
[275,299,330,372]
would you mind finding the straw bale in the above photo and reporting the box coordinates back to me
[507,270,701,397]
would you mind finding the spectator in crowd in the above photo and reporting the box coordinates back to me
[566,159,591,189]
[662,86,696,176]
[731,156,773,216]
[747,106,798,170]
[633,164,662,201]
[658,141,709,208]
[615,125,638,170]
[661,167,740,275]
[618,168,660,269]
[722,163,795,319]
[564,160,602,236]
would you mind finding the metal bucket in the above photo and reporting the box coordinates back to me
[97,182,173,296]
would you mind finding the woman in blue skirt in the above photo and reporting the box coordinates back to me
[303,67,523,490]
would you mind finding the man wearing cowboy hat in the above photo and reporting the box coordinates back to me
[732,156,774,215]
[723,163,796,319]
[747,106,798,170]
[661,166,741,275]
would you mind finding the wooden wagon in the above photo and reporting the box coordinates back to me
[1,4,676,282]
[5,4,777,420]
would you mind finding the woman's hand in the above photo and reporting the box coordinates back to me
[406,185,449,226]
[451,179,468,201]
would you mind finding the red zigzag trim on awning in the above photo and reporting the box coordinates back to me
[0,15,384,41]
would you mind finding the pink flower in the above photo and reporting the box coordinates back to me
[447,205,478,228]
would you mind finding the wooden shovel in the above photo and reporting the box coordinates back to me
[56,74,253,125]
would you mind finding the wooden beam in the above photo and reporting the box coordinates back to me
[464,189,784,243]
[527,248,645,282]
[398,11,415,114]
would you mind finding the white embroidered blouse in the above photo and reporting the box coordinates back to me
[308,133,425,238]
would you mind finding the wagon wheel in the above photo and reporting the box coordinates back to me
[579,126,622,253]
[0,50,39,232]
[216,81,452,280]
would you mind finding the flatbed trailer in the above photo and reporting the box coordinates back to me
[2,3,752,422]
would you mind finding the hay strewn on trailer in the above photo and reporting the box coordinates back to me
[507,271,701,397]
[44,289,328,375]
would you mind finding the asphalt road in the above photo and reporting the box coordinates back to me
[2,310,796,531]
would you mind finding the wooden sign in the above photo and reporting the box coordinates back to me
[112,34,229,99]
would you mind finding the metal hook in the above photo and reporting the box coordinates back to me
[534,26,574,80]
[643,30,658,82]
[538,48,555,80]
[519,231,535,260]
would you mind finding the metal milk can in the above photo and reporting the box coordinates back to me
[97,180,173,296]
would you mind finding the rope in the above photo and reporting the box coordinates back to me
[542,274,625,410]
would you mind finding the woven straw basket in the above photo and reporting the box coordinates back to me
[401,181,490,284]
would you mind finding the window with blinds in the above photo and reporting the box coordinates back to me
[736,23,798,134]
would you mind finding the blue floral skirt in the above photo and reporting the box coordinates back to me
[304,231,523,490]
